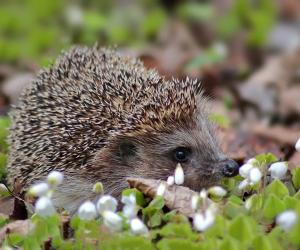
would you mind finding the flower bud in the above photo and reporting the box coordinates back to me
[193,210,215,232]
[121,194,136,205]
[245,197,252,210]
[276,210,298,231]
[199,189,208,199]
[103,211,123,232]
[78,201,97,221]
[269,162,288,179]
[208,186,227,197]
[28,182,49,197]
[92,182,104,194]
[191,194,200,211]
[239,163,253,178]
[249,168,262,184]
[167,176,175,186]
[295,138,300,152]
[130,218,148,235]
[97,195,118,215]
[47,171,64,186]
[238,179,249,190]
[247,158,258,165]
[123,203,138,220]
[174,163,184,185]
[156,182,166,196]
[35,196,56,217]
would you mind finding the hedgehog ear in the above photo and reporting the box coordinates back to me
[118,139,137,162]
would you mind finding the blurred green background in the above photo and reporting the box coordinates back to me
[0,0,279,65]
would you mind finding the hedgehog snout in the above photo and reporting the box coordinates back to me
[219,159,240,177]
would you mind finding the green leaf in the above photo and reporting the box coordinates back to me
[288,217,300,245]
[162,210,177,222]
[252,235,272,250]
[265,179,289,199]
[159,222,198,241]
[204,215,227,238]
[228,215,257,242]
[122,188,147,207]
[228,195,244,206]
[147,196,164,210]
[157,238,203,250]
[255,153,278,165]
[283,196,300,210]
[177,3,214,21]
[224,200,244,219]
[209,113,231,128]
[263,194,285,219]
[292,167,300,190]
[148,210,163,228]
[186,48,226,70]
[246,194,264,213]
[220,237,240,250]
[101,235,154,250]
[294,189,300,200]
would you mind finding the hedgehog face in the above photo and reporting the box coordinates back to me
[124,129,238,192]
[97,120,239,195]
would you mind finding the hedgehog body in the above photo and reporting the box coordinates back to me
[8,46,238,213]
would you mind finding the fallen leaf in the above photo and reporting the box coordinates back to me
[0,219,31,242]
[127,178,197,217]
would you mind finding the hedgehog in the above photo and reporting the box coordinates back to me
[7,46,239,213]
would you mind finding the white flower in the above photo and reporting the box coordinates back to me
[193,210,215,232]
[121,194,136,205]
[238,179,250,190]
[130,218,149,235]
[35,196,56,217]
[167,176,175,186]
[65,5,83,27]
[122,194,138,219]
[174,163,184,185]
[199,189,208,199]
[97,195,118,215]
[103,211,123,232]
[276,210,298,231]
[78,201,97,221]
[247,158,258,165]
[249,168,262,184]
[0,183,8,193]
[213,42,228,58]
[92,182,104,194]
[239,163,253,178]
[269,162,288,179]
[245,198,252,210]
[191,194,200,211]
[123,204,138,220]
[28,182,49,197]
[47,171,64,186]
[208,186,227,197]
[295,138,300,152]
[156,182,166,196]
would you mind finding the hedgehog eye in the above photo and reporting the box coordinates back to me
[173,147,191,163]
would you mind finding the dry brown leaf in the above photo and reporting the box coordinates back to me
[127,178,197,217]
[218,128,284,162]
[253,125,300,146]
[0,219,31,242]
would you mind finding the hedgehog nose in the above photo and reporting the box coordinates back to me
[221,159,240,177]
